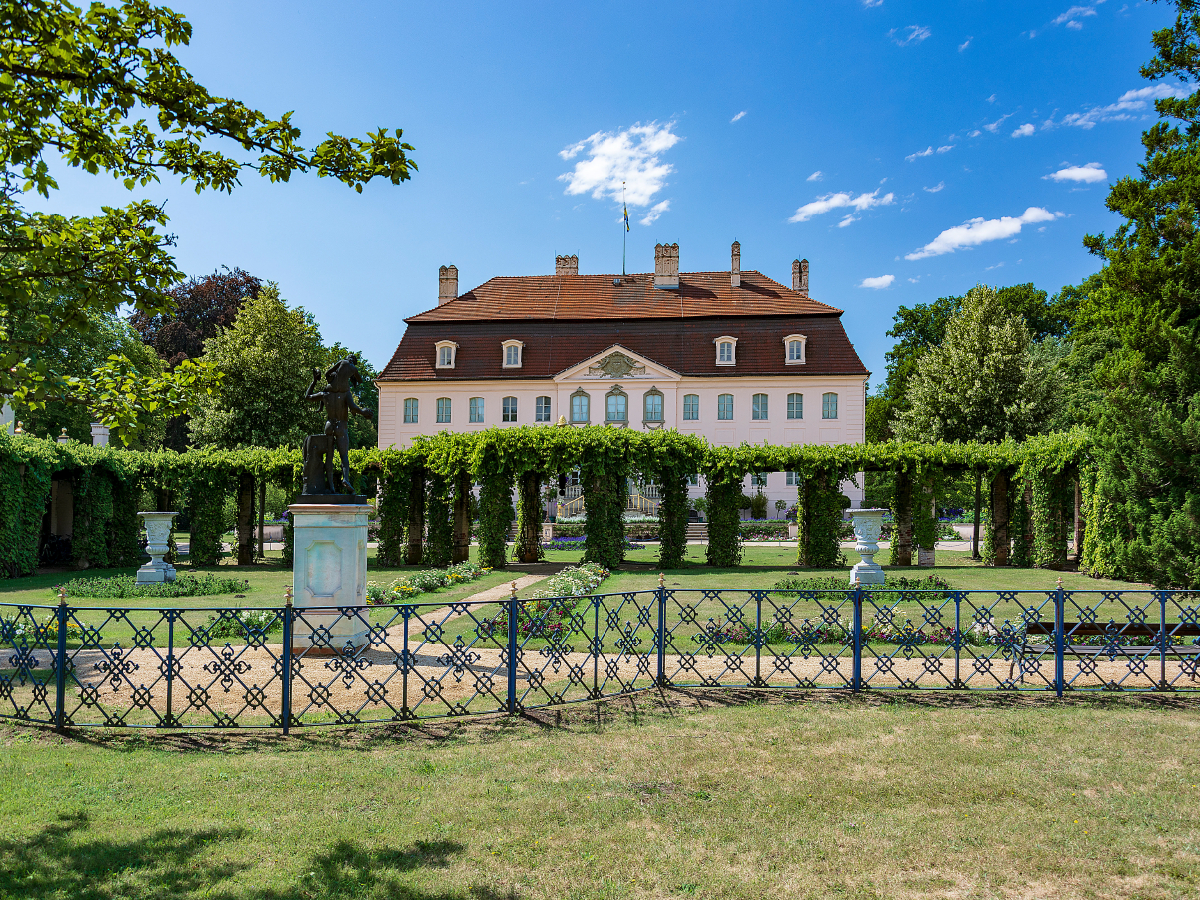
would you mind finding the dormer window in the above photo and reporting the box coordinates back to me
[714,336,737,366]
[435,340,458,369]
[783,333,807,365]
[502,339,524,368]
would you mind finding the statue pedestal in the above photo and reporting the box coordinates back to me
[849,508,887,586]
[289,503,369,655]
[137,512,177,583]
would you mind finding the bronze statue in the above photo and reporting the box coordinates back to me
[303,354,374,494]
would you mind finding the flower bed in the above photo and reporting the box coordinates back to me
[739,521,791,541]
[541,536,644,552]
[366,561,489,605]
[482,563,611,640]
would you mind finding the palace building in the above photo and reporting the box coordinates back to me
[376,242,870,511]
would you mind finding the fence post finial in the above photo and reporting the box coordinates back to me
[511,580,518,599]
[285,584,293,607]
[58,586,67,606]
[659,573,665,589]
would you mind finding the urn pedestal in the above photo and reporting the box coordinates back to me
[289,503,369,654]
[136,512,177,583]
[849,509,887,586]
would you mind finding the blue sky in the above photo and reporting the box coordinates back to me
[41,0,1180,383]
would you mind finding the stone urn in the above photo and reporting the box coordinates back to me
[849,508,887,586]
[137,511,178,583]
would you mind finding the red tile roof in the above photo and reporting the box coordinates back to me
[378,315,869,382]
[405,270,841,322]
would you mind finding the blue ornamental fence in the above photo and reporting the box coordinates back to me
[1,586,1198,731]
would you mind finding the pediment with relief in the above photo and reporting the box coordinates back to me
[554,345,679,382]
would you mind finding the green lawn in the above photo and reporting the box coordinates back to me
[2,692,1198,899]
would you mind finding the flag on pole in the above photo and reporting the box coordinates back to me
[623,203,630,232]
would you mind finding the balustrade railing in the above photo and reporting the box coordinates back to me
[2,586,1197,731]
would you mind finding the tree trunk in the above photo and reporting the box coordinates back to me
[893,470,913,566]
[257,477,266,561]
[972,472,982,560]
[405,466,425,565]
[1073,475,1083,564]
[991,471,1009,566]
[452,470,472,563]
[236,472,255,565]
[516,471,543,563]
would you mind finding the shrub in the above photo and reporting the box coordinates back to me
[54,573,251,600]
[202,610,282,641]
[482,563,611,640]
[366,561,488,605]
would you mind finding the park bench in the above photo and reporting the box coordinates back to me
[1010,621,1200,683]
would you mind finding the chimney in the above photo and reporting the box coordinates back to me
[730,241,741,288]
[555,254,578,276]
[653,242,679,289]
[438,264,458,305]
[792,258,809,294]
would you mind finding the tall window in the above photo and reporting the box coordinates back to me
[436,397,451,423]
[502,396,518,422]
[787,393,803,420]
[688,474,699,486]
[643,391,663,422]
[786,471,798,486]
[403,398,418,424]
[718,341,734,363]
[570,391,589,423]
[750,473,767,487]
[469,397,484,423]
[717,393,734,420]
[822,392,838,419]
[435,341,458,368]
[683,393,699,420]
[535,396,552,422]
[752,393,768,420]
[788,340,803,362]
[606,390,627,422]
[502,340,524,368]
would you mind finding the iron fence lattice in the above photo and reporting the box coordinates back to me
[2,587,1198,730]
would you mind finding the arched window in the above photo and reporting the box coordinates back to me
[502,396,518,422]
[570,389,590,423]
[469,397,484,423]
[782,333,806,365]
[435,340,458,368]
[403,398,419,424]
[535,396,552,422]
[436,397,451,423]
[787,393,803,420]
[822,392,838,419]
[502,340,524,368]
[606,386,627,423]
[717,393,734,420]
[752,393,768,420]
[643,387,663,423]
[682,393,699,421]
[714,336,738,366]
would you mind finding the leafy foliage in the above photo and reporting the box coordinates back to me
[56,572,250,599]
[0,0,414,438]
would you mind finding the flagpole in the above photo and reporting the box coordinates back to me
[622,182,626,276]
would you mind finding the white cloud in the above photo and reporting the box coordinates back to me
[924,182,945,193]
[907,276,921,284]
[986,94,997,103]
[985,262,1006,271]
[984,112,1014,133]
[905,207,1060,260]
[559,121,680,208]
[889,25,931,46]
[958,37,972,51]
[906,146,934,161]
[1012,123,1035,137]
[1052,2,1104,28]
[860,274,895,289]
[937,144,954,153]
[862,0,884,7]
[731,110,747,123]
[789,189,895,223]
[807,170,823,182]
[838,215,858,228]
[1062,83,1195,128]
[1045,161,1107,183]
[639,199,670,226]
[969,129,982,137]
